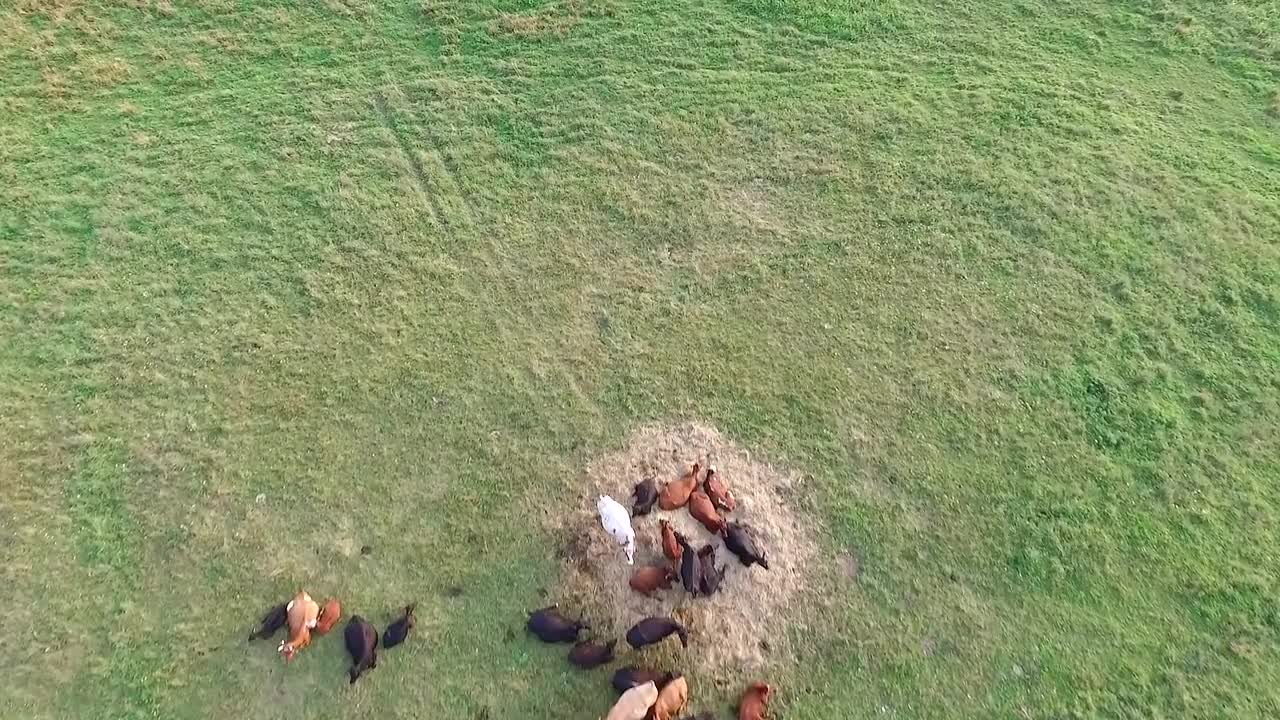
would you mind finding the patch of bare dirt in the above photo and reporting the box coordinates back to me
[547,422,818,680]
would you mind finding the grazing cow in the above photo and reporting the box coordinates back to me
[687,490,725,534]
[722,522,769,570]
[344,615,379,684]
[625,617,688,650]
[660,520,683,564]
[675,532,702,597]
[568,639,616,669]
[597,495,636,565]
[738,682,773,720]
[527,606,588,643]
[659,463,701,511]
[697,544,725,596]
[631,478,659,517]
[278,591,320,662]
[652,675,689,720]
[605,681,659,720]
[703,465,736,512]
[383,604,416,649]
[314,599,342,635]
[611,667,675,694]
[629,565,677,596]
[247,601,288,642]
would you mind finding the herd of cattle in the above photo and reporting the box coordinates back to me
[524,461,776,718]
[245,461,776,717]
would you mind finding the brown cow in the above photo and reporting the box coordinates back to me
[277,591,319,662]
[630,565,677,596]
[703,465,736,512]
[568,639,616,669]
[660,520,683,564]
[658,463,701,511]
[652,675,689,720]
[738,682,773,720]
[314,599,342,635]
[687,490,725,534]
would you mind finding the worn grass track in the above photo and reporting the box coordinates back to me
[2,0,1278,718]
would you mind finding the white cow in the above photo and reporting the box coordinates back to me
[597,495,635,565]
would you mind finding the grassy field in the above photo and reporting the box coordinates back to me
[2,0,1279,717]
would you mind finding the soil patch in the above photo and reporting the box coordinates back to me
[548,422,819,681]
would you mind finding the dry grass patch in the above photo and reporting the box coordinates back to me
[491,3,581,39]
[14,0,81,22]
[41,68,70,99]
[87,57,130,86]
